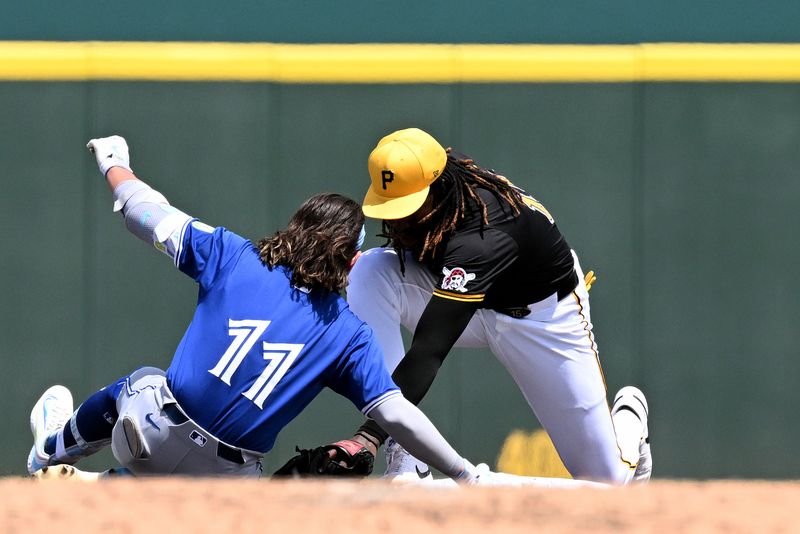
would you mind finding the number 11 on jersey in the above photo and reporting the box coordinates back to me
[242,342,302,408]
[208,319,304,409]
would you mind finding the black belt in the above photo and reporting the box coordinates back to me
[162,403,245,465]
[495,271,579,319]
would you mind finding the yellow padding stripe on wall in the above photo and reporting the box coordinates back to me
[3,42,800,82]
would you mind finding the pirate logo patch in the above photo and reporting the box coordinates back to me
[441,266,476,293]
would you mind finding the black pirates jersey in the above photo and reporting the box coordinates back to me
[428,184,577,310]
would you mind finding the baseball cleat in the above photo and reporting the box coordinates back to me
[27,385,74,475]
[611,386,652,482]
[31,464,101,482]
[383,438,431,480]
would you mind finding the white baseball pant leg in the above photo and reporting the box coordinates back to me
[111,368,263,476]
[347,247,489,372]
[347,247,637,484]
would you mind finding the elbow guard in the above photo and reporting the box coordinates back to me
[112,180,193,262]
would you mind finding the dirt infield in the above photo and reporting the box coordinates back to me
[1,478,798,533]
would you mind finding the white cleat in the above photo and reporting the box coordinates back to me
[27,385,74,475]
[612,385,652,482]
[383,438,432,481]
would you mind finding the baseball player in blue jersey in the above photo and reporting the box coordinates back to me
[26,135,480,482]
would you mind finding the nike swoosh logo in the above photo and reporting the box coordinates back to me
[42,397,51,423]
[42,394,60,426]
[415,465,431,479]
[145,413,160,430]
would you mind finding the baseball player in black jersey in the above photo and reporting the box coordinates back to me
[308,128,651,484]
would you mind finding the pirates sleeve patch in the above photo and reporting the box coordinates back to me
[440,266,477,293]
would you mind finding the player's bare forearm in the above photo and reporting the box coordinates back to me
[106,167,140,191]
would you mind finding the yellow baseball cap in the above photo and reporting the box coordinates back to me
[363,128,447,220]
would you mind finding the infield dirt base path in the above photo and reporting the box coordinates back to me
[1,479,798,533]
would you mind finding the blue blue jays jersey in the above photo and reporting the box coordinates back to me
[165,221,399,453]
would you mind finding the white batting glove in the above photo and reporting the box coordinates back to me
[86,135,132,177]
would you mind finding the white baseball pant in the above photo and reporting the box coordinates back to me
[347,247,638,484]
[111,367,263,476]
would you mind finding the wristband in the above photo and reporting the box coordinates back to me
[355,431,381,449]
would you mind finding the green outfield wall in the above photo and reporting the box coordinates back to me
[1,76,798,479]
[3,0,800,44]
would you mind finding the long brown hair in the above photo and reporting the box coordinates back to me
[258,193,364,293]
[382,149,526,271]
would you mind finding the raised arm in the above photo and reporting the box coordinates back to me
[86,135,193,263]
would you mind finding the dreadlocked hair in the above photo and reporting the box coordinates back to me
[382,148,527,273]
[258,193,364,293]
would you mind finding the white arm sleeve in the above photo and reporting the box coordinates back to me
[367,395,467,479]
[112,180,193,262]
